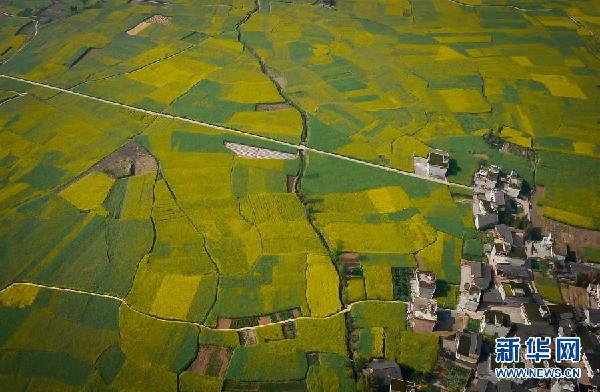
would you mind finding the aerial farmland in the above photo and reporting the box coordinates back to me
[1,0,599,391]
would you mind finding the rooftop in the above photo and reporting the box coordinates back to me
[484,310,511,328]
[418,270,436,289]
[584,353,600,375]
[506,170,523,189]
[586,308,600,325]
[496,264,531,280]
[548,305,575,321]
[480,200,497,214]
[457,332,482,358]
[366,360,403,387]
[521,303,550,323]
[494,224,524,248]
[340,252,359,263]
[579,328,599,352]
[471,262,492,289]
[504,281,531,297]
[427,149,449,168]
[482,289,503,305]
[412,297,438,321]
[513,323,556,339]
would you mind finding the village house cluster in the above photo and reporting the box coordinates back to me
[472,164,527,230]
[409,270,439,333]
[452,163,600,392]
[404,158,600,392]
[362,153,599,391]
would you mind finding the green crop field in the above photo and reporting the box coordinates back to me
[533,262,564,304]
[1,0,599,389]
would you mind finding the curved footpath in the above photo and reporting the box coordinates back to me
[0,281,406,332]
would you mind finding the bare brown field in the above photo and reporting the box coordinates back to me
[560,284,589,308]
[216,317,232,329]
[127,15,172,36]
[255,102,291,111]
[531,187,600,259]
[187,345,232,378]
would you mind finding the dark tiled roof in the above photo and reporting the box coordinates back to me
[558,319,576,336]
[497,380,528,392]
[471,333,482,355]
[368,360,402,387]
[585,353,600,374]
[496,265,531,280]
[521,303,548,323]
[513,323,556,339]
[476,359,491,378]
[491,190,505,205]
[495,225,512,243]
[580,328,600,352]
[587,308,600,324]
[482,289,503,304]
[475,264,492,289]
[484,310,511,327]
[494,225,525,248]
[548,305,575,321]
[428,151,449,168]
[569,263,600,275]
[457,334,472,356]
[457,332,482,357]
[472,262,482,277]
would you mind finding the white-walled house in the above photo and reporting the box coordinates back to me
[426,149,450,178]
[473,197,499,230]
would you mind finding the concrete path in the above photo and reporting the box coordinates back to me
[0,74,472,190]
[0,281,405,332]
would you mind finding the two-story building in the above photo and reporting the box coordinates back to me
[493,224,524,249]
[474,197,499,230]
[414,270,436,299]
[413,149,450,179]
[426,149,450,178]
[410,297,438,333]
[503,170,523,199]
[473,164,501,193]
[471,261,492,290]
[455,332,482,365]
[489,242,528,271]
